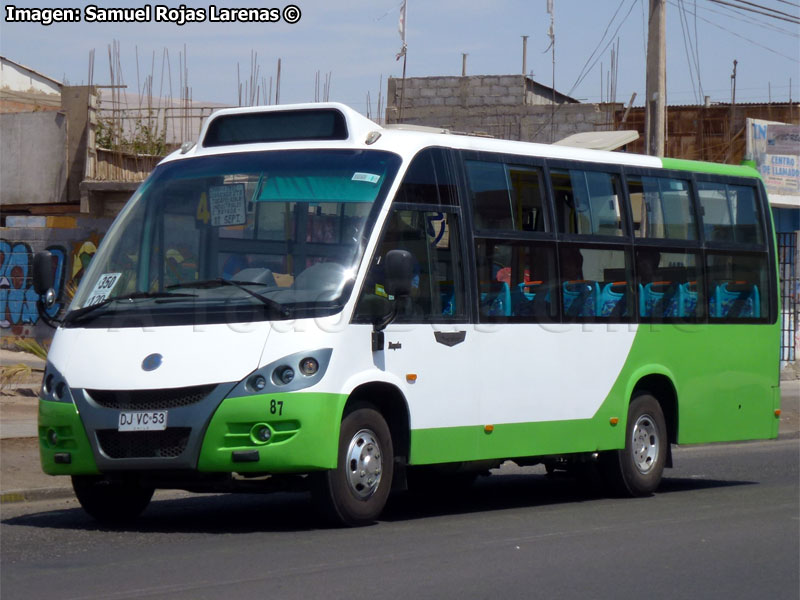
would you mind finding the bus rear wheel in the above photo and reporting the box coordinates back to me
[602,393,667,497]
[72,475,154,525]
[312,406,394,526]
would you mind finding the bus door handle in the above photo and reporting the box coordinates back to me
[433,331,466,347]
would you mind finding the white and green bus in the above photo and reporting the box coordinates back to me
[33,103,781,526]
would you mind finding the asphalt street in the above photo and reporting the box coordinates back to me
[1,437,798,600]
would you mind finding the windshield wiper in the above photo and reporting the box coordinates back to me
[64,290,197,325]
[167,279,291,317]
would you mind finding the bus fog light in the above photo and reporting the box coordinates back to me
[299,357,319,376]
[273,366,295,385]
[47,428,59,446]
[252,424,272,443]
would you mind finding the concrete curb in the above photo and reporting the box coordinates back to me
[0,486,74,504]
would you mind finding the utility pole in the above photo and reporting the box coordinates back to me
[645,0,666,157]
[727,59,737,163]
[521,35,528,76]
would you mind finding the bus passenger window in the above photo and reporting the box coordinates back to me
[551,169,625,237]
[466,161,514,230]
[475,241,557,322]
[697,182,764,245]
[508,166,547,232]
[706,253,768,320]
[636,249,703,320]
[559,245,631,320]
[627,175,697,240]
[466,161,548,233]
[396,148,458,206]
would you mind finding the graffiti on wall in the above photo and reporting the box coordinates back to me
[0,233,102,334]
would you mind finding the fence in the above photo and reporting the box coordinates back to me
[778,232,798,364]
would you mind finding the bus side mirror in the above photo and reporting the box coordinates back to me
[384,249,414,298]
[371,249,415,351]
[33,251,55,295]
[32,251,57,310]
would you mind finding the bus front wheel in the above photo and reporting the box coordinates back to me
[602,393,667,497]
[72,475,154,525]
[312,406,394,526]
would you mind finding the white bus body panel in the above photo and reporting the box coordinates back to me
[47,323,272,390]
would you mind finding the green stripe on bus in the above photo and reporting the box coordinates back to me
[410,417,624,465]
[661,157,761,178]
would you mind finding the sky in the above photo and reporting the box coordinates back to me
[1,0,798,116]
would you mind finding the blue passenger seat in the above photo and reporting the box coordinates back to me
[598,282,627,317]
[480,281,512,317]
[710,281,760,318]
[563,280,599,317]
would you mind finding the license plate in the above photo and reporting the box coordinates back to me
[118,411,168,431]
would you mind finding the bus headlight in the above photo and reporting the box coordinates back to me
[273,366,295,386]
[299,357,319,376]
[40,364,74,404]
[232,348,333,398]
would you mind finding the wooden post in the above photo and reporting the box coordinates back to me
[645,0,666,157]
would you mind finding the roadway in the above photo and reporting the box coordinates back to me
[1,436,798,600]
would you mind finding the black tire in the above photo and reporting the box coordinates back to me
[72,475,154,525]
[312,406,394,526]
[601,393,667,497]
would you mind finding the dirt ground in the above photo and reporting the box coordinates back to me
[1,437,71,494]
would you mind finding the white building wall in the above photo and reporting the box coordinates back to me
[1,57,62,95]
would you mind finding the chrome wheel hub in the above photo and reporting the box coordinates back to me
[632,414,659,474]
[346,429,382,499]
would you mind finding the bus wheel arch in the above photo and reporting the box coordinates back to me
[633,373,678,452]
[602,389,670,497]
[311,382,409,526]
[344,382,410,468]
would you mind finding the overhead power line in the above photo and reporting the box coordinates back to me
[695,0,800,38]
[705,0,800,24]
[675,0,800,61]
[725,0,800,19]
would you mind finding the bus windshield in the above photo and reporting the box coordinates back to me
[67,149,401,327]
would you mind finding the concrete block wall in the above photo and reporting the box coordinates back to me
[386,75,621,143]
[387,75,619,144]
[389,75,528,114]
[0,215,113,345]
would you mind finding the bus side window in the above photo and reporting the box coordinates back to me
[635,249,703,320]
[559,245,632,321]
[551,169,625,237]
[465,161,548,233]
[355,209,466,323]
[697,182,764,245]
[706,252,768,320]
[627,175,697,241]
[396,148,458,206]
[476,241,558,322]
